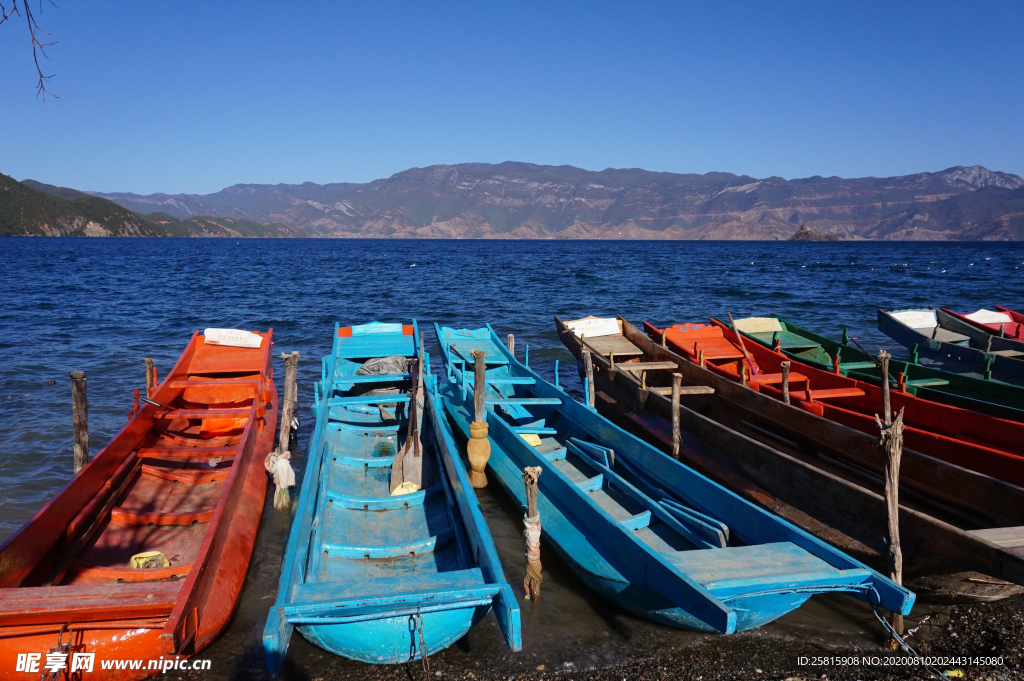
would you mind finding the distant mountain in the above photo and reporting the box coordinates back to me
[87,162,1024,240]
[1,174,306,237]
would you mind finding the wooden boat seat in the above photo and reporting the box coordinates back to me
[749,372,809,385]
[335,372,412,384]
[328,394,412,407]
[154,408,251,419]
[968,526,1024,552]
[486,397,562,406]
[327,485,443,511]
[840,361,878,371]
[789,388,866,400]
[136,445,237,459]
[583,335,644,358]
[747,331,820,351]
[906,378,950,388]
[649,386,715,396]
[992,350,1024,357]
[0,582,181,626]
[448,339,510,364]
[665,542,870,592]
[615,362,678,372]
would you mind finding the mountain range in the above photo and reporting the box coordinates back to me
[0,174,305,237]
[5,163,1024,239]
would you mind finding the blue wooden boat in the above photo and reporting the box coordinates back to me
[264,321,520,673]
[434,324,914,634]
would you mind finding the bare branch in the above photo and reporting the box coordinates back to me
[0,0,58,101]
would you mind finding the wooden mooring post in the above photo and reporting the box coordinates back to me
[523,466,543,600]
[780,361,791,405]
[582,348,595,408]
[467,350,491,488]
[144,358,155,396]
[71,371,89,473]
[878,349,904,642]
[278,351,300,453]
[507,334,515,356]
[670,373,682,460]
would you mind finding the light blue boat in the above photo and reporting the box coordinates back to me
[264,321,521,674]
[434,323,915,634]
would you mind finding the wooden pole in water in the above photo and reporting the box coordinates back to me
[879,407,906,642]
[879,350,892,426]
[523,466,543,601]
[278,351,300,453]
[467,350,491,488]
[670,373,682,460]
[780,361,791,405]
[71,371,88,473]
[144,358,155,397]
[582,348,595,408]
[661,328,667,347]
[507,334,515,356]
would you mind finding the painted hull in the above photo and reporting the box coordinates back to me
[563,315,1024,602]
[436,323,913,637]
[263,322,519,674]
[0,331,278,681]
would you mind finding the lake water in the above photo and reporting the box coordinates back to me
[1,237,1022,677]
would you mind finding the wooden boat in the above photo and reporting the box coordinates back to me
[941,307,1024,344]
[435,323,913,633]
[668,316,1024,488]
[0,329,278,680]
[878,307,1024,385]
[556,315,1024,601]
[731,314,1024,422]
[264,322,520,673]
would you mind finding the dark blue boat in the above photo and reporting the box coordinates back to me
[264,321,520,673]
[434,323,914,634]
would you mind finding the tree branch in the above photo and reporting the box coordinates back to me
[0,0,58,101]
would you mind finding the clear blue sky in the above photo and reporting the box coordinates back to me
[1,1,1022,194]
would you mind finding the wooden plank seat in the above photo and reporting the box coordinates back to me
[110,507,215,526]
[328,395,412,407]
[749,372,809,385]
[649,386,716,396]
[136,446,237,459]
[789,388,866,400]
[615,361,679,372]
[968,526,1024,551]
[486,397,562,406]
[0,582,181,626]
[906,378,950,388]
[154,408,251,419]
[582,335,644,358]
[839,361,878,371]
[168,379,261,389]
[141,464,229,483]
[334,373,411,384]
[448,340,510,364]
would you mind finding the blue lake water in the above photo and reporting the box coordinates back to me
[1,237,1022,676]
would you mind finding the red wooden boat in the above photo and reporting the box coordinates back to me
[643,319,1024,487]
[941,306,1024,340]
[0,330,277,680]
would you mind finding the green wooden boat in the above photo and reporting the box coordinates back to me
[731,315,1024,423]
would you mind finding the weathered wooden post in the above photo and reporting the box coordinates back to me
[739,362,747,386]
[661,329,667,347]
[144,358,155,397]
[582,347,595,408]
[523,466,543,601]
[670,373,682,460]
[879,407,906,642]
[278,351,300,453]
[507,334,515,355]
[467,350,491,488]
[879,350,892,425]
[71,371,89,473]
[780,361,791,405]
[697,349,705,367]
[267,351,301,510]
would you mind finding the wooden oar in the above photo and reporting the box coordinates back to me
[726,312,759,376]
[389,333,425,494]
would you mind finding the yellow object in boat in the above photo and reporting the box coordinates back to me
[520,433,543,447]
[130,551,170,569]
[391,481,421,496]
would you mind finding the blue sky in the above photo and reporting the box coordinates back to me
[1,2,1022,194]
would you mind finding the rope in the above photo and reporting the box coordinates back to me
[416,611,430,678]
[265,449,296,510]
[523,513,542,600]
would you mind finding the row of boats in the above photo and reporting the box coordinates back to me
[0,305,1021,679]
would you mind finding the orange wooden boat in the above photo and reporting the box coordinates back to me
[0,330,277,680]
[644,319,1024,488]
